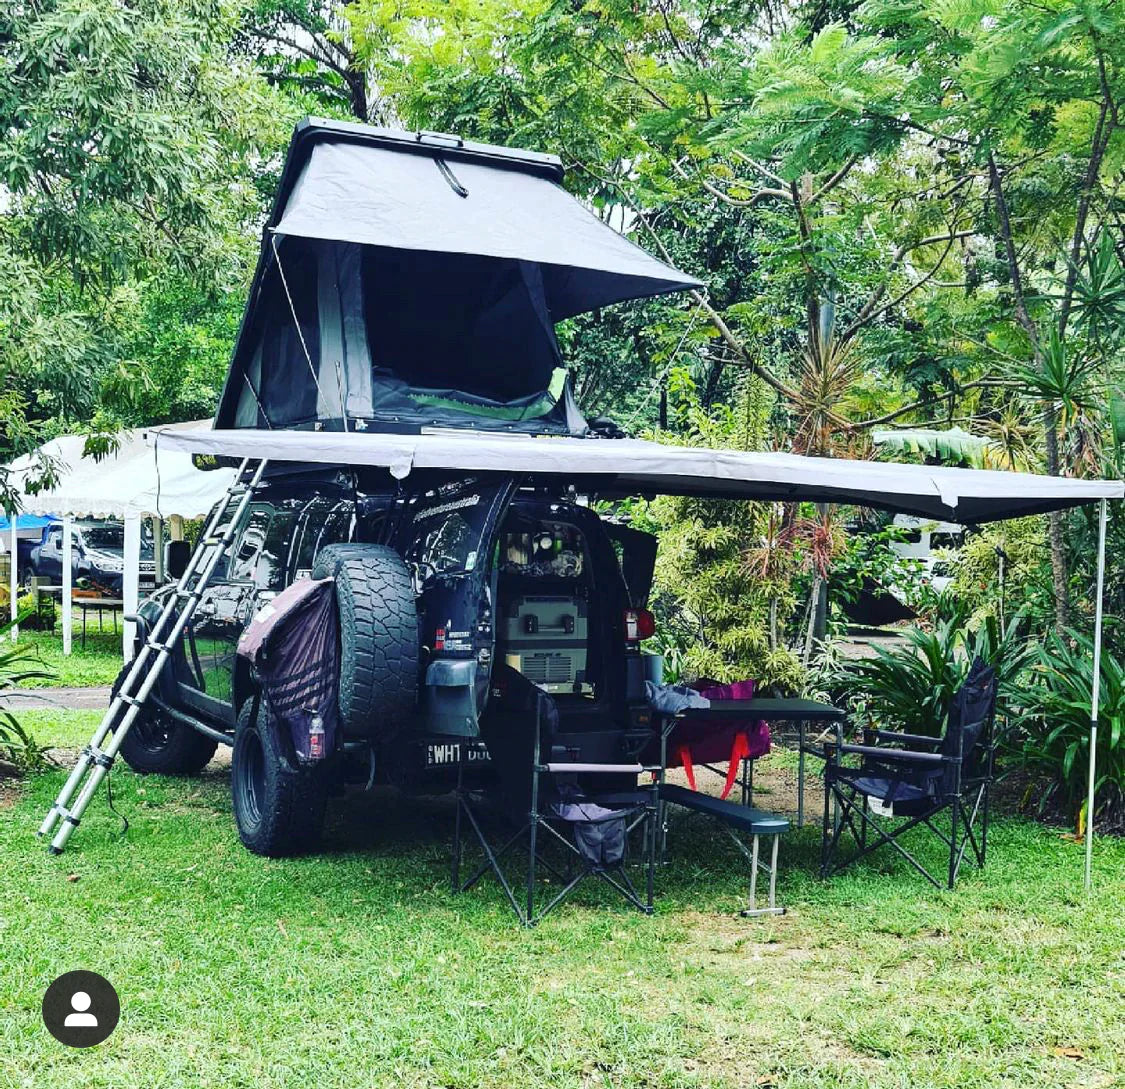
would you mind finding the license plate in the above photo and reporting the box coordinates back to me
[425,741,491,766]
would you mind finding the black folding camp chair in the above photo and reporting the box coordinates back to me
[821,657,998,889]
[452,665,659,926]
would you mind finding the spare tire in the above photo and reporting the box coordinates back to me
[312,543,419,738]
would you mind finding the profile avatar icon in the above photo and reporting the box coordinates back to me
[63,991,98,1028]
[42,970,119,1046]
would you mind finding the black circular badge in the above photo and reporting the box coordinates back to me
[42,971,120,1048]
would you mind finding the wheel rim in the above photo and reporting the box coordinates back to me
[237,730,266,829]
[131,714,173,754]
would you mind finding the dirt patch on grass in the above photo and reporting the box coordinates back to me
[0,776,22,808]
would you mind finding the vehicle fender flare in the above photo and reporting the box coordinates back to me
[232,655,257,718]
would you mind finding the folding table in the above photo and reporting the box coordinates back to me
[656,697,846,826]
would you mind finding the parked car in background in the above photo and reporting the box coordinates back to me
[889,515,965,594]
[27,520,156,596]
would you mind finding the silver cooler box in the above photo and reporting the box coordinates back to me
[500,595,589,694]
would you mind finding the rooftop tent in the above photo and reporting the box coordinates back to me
[215,119,702,435]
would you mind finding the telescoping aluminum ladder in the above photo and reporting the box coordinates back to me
[38,458,269,855]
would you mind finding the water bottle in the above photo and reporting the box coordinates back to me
[308,712,326,761]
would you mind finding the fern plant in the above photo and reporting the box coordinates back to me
[837,613,1032,737]
[1019,630,1125,828]
[0,617,50,771]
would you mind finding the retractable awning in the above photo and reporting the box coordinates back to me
[148,427,1123,524]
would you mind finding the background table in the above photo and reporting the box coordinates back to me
[74,597,124,648]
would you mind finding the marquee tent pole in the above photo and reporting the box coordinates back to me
[61,515,73,656]
[1085,498,1107,890]
[8,519,17,641]
[123,515,141,662]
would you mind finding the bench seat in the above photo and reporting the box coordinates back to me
[660,783,789,834]
[659,783,788,917]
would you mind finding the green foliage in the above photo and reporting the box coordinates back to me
[829,519,930,618]
[0,0,296,465]
[1020,630,1125,826]
[872,427,997,469]
[632,373,806,691]
[838,612,1033,736]
[951,517,1055,629]
[0,619,50,771]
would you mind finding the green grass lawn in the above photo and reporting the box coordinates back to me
[10,629,123,689]
[2,711,1123,1089]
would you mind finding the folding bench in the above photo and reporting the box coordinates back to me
[659,783,789,916]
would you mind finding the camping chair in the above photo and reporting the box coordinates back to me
[820,657,998,889]
[452,665,660,926]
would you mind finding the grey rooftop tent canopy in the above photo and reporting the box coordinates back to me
[151,428,1124,524]
[215,118,701,436]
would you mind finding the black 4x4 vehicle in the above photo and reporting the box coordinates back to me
[123,469,659,854]
[114,118,695,855]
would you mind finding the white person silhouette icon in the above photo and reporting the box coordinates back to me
[63,990,98,1027]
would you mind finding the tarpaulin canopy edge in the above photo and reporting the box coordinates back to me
[148,427,1123,525]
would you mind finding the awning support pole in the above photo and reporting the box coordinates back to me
[1085,497,1107,890]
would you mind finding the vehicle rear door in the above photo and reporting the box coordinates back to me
[399,475,519,736]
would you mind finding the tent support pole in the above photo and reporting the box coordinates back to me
[61,515,72,656]
[123,515,141,662]
[9,519,17,641]
[1085,497,1107,891]
[153,516,165,585]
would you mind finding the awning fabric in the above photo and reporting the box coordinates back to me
[8,422,237,520]
[149,428,1124,524]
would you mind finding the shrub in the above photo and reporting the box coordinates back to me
[1019,630,1125,829]
[0,617,50,771]
[837,612,1033,736]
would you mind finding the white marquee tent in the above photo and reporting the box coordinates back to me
[6,422,236,658]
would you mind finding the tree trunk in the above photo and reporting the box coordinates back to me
[347,69,368,122]
[1043,405,1070,628]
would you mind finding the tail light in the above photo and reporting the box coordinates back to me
[624,608,656,641]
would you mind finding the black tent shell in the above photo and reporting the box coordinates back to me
[214,119,700,437]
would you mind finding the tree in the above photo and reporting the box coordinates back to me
[238,0,376,121]
[0,0,294,492]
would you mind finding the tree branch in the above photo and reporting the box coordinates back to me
[810,155,859,205]
[839,228,975,345]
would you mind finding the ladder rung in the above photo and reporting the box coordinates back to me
[147,640,172,653]
[82,745,115,769]
[175,587,201,599]
[116,693,143,708]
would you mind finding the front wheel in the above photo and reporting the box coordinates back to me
[114,667,218,775]
[232,699,328,857]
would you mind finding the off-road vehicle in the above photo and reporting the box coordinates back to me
[122,468,661,854]
[110,117,689,854]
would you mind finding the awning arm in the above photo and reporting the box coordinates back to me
[1084,497,1108,890]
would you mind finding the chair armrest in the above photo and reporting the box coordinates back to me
[869,729,943,748]
[836,744,948,765]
